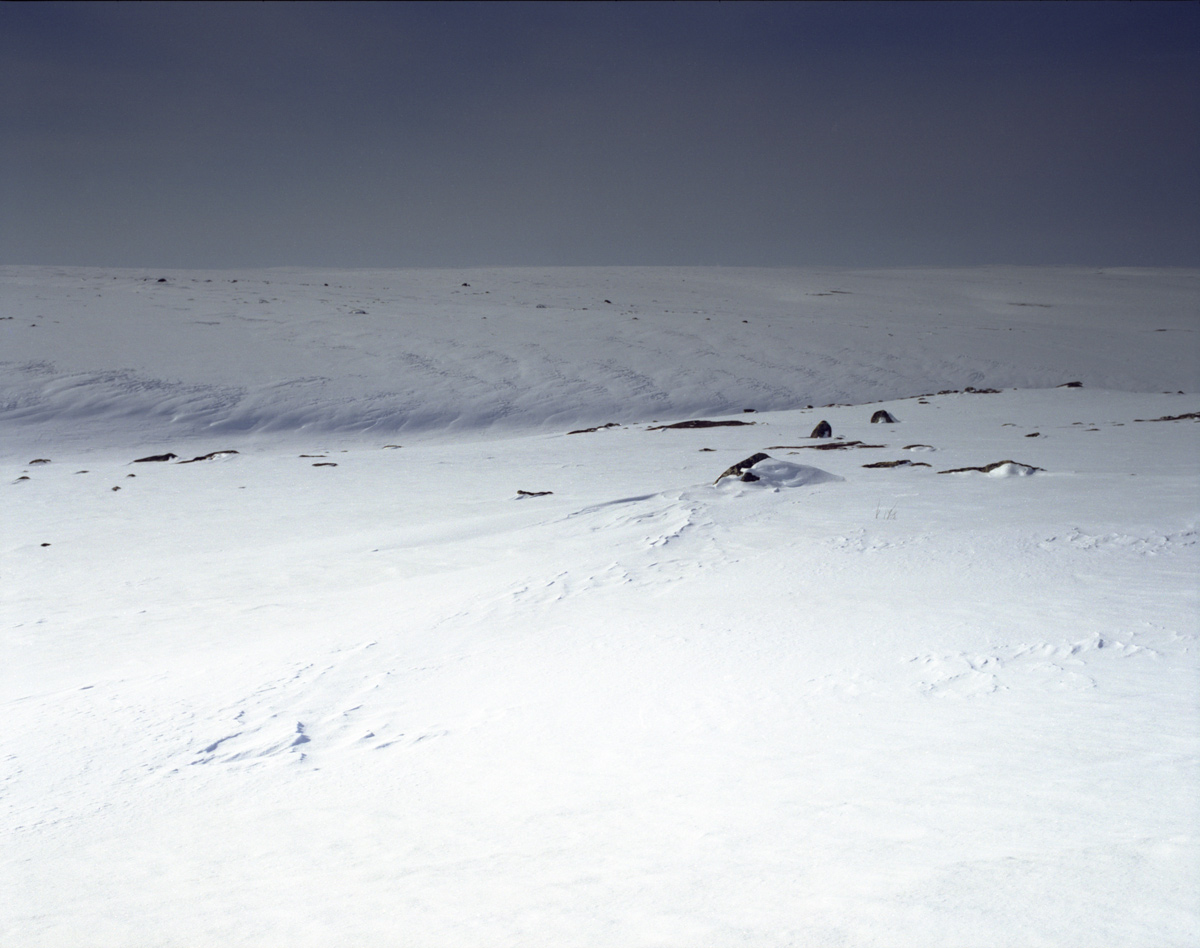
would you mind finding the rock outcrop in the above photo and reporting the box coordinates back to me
[715,453,771,484]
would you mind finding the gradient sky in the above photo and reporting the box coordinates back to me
[2,1,1197,268]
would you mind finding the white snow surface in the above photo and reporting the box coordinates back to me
[3,266,1199,946]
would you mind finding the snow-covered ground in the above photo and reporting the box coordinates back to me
[3,266,1198,946]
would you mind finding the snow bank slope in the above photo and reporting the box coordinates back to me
[2,265,1195,450]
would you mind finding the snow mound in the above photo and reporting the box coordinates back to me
[987,461,1040,477]
[717,455,843,490]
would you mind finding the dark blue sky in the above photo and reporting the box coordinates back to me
[2,1,1197,268]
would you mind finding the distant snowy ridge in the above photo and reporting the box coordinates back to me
[1,265,1196,451]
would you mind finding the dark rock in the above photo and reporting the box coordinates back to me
[178,450,239,463]
[938,459,1044,475]
[1058,381,1083,388]
[133,453,178,463]
[516,490,553,497]
[964,386,1002,394]
[313,462,338,467]
[111,486,121,491]
[809,421,832,438]
[770,441,885,451]
[29,458,51,464]
[715,452,770,484]
[1025,432,1040,437]
[870,410,898,424]
[807,442,884,451]
[41,542,50,547]
[568,422,620,435]
[1135,412,1199,422]
[862,460,931,469]
[647,419,755,430]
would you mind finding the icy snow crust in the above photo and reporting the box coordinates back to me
[3,266,1199,946]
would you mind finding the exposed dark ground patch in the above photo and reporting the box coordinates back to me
[772,441,886,451]
[647,420,755,431]
[938,460,1043,475]
[179,450,239,464]
[568,422,621,435]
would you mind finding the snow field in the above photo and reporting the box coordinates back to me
[3,266,1199,946]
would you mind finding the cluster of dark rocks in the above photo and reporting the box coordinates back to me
[715,453,771,484]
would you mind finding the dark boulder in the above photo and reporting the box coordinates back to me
[870,410,898,424]
[809,421,832,438]
[133,453,178,463]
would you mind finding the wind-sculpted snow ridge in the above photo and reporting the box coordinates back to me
[1,265,1196,450]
